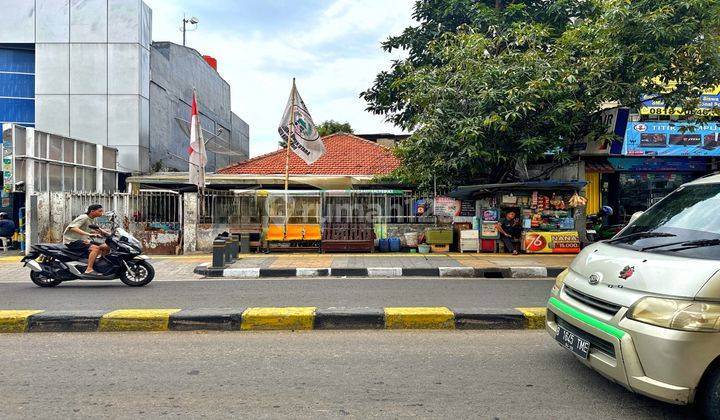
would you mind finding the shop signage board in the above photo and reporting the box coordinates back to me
[434,196,461,217]
[2,127,13,194]
[639,82,720,116]
[608,157,708,172]
[640,95,720,117]
[622,121,720,156]
[481,221,499,239]
[523,231,580,254]
[459,200,476,217]
[575,107,629,155]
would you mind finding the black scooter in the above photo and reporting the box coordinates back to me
[21,211,155,287]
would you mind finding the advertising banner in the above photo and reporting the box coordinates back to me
[523,231,580,254]
[433,196,461,217]
[640,83,720,116]
[622,121,720,156]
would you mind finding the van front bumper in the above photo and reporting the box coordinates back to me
[546,296,693,405]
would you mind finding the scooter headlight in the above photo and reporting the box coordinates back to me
[627,297,720,332]
[551,268,569,294]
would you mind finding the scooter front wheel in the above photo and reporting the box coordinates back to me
[30,270,62,287]
[120,260,155,287]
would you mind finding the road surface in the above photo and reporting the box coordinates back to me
[0,277,553,310]
[0,330,694,419]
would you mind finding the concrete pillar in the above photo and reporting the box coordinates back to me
[48,192,66,243]
[183,193,198,254]
[96,145,103,193]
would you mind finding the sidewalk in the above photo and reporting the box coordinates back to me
[222,253,574,269]
[195,252,574,278]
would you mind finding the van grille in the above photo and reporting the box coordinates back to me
[564,285,621,316]
[556,317,616,358]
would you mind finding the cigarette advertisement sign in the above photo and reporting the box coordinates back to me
[523,231,580,254]
[622,121,720,156]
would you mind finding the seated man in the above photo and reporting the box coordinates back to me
[496,210,522,255]
[62,204,110,277]
[0,212,15,239]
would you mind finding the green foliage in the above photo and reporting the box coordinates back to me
[364,0,720,192]
[317,120,354,137]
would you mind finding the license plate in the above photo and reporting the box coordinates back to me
[555,325,590,359]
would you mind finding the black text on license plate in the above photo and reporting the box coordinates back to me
[555,325,590,359]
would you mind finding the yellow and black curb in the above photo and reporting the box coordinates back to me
[0,307,547,333]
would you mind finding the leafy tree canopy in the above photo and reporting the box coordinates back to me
[363,0,720,192]
[317,120,354,137]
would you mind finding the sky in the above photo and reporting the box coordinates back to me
[143,0,416,157]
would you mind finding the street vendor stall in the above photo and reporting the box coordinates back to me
[450,181,587,254]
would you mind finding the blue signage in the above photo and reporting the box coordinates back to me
[622,121,720,156]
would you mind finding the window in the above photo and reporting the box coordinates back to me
[102,171,116,192]
[102,148,116,169]
[48,164,62,191]
[63,166,74,190]
[84,168,96,192]
[48,137,61,161]
[63,139,74,163]
[76,143,84,165]
[84,144,96,166]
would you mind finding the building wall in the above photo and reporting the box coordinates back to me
[0,0,152,174]
[149,42,249,173]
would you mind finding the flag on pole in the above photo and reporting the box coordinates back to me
[278,84,325,165]
[188,90,207,188]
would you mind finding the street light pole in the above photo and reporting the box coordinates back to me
[181,14,199,46]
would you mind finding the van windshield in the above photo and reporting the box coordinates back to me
[610,183,720,260]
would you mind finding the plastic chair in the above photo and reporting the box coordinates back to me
[303,224,321,241]
[0,237,10,252]
[266,224,285,242]
[284,224,304,241]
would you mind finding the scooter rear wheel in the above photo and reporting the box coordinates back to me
[30,270,62,287]
[120,260,155,287]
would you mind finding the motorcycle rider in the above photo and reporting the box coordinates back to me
[62,204,110,277]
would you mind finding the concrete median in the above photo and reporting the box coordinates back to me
[1,307,547,333]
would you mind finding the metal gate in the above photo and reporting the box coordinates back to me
[61,191,184,255]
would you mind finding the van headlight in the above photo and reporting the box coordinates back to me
[627,297,720,332]
[551,268,569,294]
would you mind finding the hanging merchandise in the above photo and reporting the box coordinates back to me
[531,191,538,209]
[550,194,566,210]
[568,192,587,208]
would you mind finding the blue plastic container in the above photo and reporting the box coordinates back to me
[389,237,401,252]
[378,238,390,252]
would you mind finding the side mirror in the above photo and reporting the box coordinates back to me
[629,211,644,225]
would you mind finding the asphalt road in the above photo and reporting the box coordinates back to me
[0,330,694,419]
[0,277,553,310]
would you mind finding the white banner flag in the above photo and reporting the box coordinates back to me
[278,84,325,165]
[188,91,207,188]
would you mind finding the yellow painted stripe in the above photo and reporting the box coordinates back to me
[99,309,180,332]
[241,307,316,330]
[0,310,43,333]
[516,307,546,329]
[384,307,455,329]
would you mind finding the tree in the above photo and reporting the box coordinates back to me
[364,0,720,192]
[279,120,353,148]
[317,120,353,137]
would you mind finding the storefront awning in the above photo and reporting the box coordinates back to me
[585,162,615,173]
[449,180,587,200]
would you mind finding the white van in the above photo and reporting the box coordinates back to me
[546,174,720,417]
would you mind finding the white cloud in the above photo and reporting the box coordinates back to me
[144,0,415,157]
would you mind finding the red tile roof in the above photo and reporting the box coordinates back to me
[217,133,401,176]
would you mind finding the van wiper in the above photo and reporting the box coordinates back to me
[606,231,676,244]
[641,239,720,252]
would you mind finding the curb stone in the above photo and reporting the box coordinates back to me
[194,265,565,279]
[1,307,547,333]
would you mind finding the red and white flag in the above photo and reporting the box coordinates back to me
[188,91,207,188]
